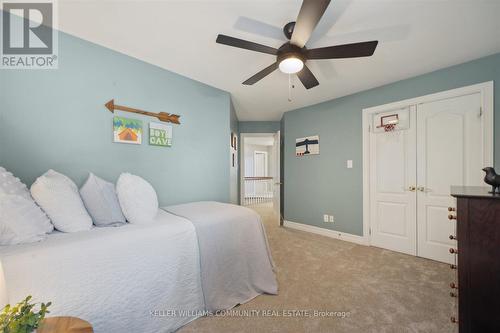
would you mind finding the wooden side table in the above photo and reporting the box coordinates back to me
[38,316,93,333]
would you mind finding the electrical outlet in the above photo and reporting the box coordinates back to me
[329,215,335,223]
[323,214,329,223]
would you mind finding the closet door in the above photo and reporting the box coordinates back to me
[416,93,483,264]
[370,107,417,255]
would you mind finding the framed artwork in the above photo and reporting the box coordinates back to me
[149,122,172,147]
[230,132,238,150]
[113,116,142,144]
[296,135,319,156]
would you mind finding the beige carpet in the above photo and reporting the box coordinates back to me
[179,203,457,333]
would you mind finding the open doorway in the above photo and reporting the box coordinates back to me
[241,133,281,222]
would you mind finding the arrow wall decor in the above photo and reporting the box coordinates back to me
[105,99,181,124]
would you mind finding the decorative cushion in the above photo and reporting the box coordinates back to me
[116,173,158,224]
[80,173,126,227]
[30,170,92,233]
[0,193,53,245]
[0,166,31,199]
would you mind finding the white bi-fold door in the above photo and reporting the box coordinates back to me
[370,106,417,256]
[416,93,484,263]
[369,92,487,263]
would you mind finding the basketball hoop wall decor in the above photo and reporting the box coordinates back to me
[372,108,410,134]
[296,135,319,156]
[377,114,399,132]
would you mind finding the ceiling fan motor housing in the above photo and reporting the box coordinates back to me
[277,43,306,64]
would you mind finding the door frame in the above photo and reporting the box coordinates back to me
[240,133,277,205]
[362,81,494,244]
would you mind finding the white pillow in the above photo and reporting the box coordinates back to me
[80,173,126,227]
[31,170,92,233]
[0,167,31,199]
[0,193,53,245]
[116,173,158,224]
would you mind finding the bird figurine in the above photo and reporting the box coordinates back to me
[482,167,500,194]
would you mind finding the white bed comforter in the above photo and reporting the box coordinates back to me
[164,202,278,311]
[0,210,204,333]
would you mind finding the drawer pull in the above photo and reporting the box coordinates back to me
[449,248,458,254]
[450,264,457,270]
[448,207,456,212]
[449,235,457,240]
[450,282,458,289]
[448,214,457,220]
[450,316,458,323]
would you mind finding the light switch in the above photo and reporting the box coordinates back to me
[347,160,353,169]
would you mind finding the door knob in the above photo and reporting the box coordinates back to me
[450,316,458,323]
[449,248,458,254]
[408,186,416,192]
[450,264,457,270]
[449,235,457,240]
[448,207,456,212]
[417,186,425,192]
[448,214,457,220]
[450,282,458,289]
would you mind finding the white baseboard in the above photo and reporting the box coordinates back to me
[283,220,369,246]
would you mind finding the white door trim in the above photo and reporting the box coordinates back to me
[284,220,369,246]
[240,133,276,205]
[273,131,281,221]
[362,81,494,244]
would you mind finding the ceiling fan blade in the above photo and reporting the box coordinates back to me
[306,41,379,59]
[234,17,284,41]
[216,34,278,55]
[243,62,279,85]
[297,65,319,89]
[291,0,331,48]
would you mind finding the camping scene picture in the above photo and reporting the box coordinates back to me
[296,135,320,156]
[113,116,143,144]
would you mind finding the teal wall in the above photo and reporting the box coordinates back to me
[284,53,500,236]
[0,28,232,206]
[239,121,281,133]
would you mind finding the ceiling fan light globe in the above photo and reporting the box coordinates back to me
[279,57,304,74]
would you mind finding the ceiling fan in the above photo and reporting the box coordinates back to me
[216,0,378,89]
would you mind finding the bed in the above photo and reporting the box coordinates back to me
[0,202,277,333]
[164,201,278,311]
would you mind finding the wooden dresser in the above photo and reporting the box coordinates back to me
[450,186,500,333]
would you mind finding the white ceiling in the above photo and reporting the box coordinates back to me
[58,0,500,121]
